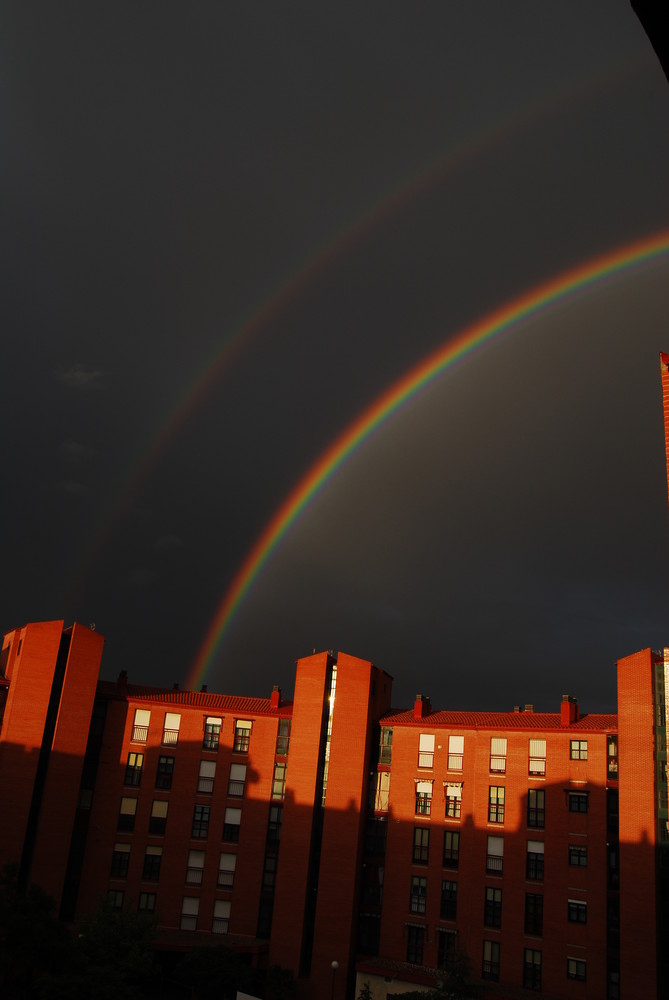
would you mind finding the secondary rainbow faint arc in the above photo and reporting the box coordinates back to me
[186,228,669,690]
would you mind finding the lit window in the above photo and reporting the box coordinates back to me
[448,735,464,771]
[482,940,500,980]
[149,800,168,835]
[218,852,237,888]
[441,879,457,920]
[203,716,221,750]
[233,720,252,753]
[118,797,137,832]
[276,719,291,756]
[108,889,124,909]
[443,830,460,868]
[569,792,589,813]
[142,846,162,881]
[569,845,587,867]
[567,958,586,981]
[272,762,286,800]
[444,782,463,819]
[379,727,393,765]
[570,740,588,761]
[131,709,150,743]
[124,752,144,786]
[180,896,199,931]
[529,739,546,776]
[418,733,435,768]
[192,804,210,839]
[198,759,216,793]
[527,788,545,828]
[413,827,430,864]
[186,849,205,884]
[406,925,424,964]
[568,899,587,923]
[486,835,504,875]
[525,893,543,935]
[523,948,542,991]
[490,738,507,773]
[607,736,618,779]
[488,786,505,824]
[155,755,174,790]
[213,899,230,934]
[373,771,390,812]
[138,892,156,912]
[162,712,181,747]
[110,842,131,879]
[484,886,502,927]
[415,780,433,816]
[223,806,241,842]
[410,876,427,914]
[526,840,544,881]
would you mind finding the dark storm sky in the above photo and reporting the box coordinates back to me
[3,3,669,713]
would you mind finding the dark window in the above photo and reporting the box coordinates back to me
[410,876,427,914]
[570,740,588,760]
[155,755,174,790]
[192,804,210,839]
[568,900,587,923]
[110,845,130,879]
[223,808,241,842]
[262,852,278,892]
[569,793,589,813]
[413,827,430,864]
[528,788,545,828]
[523,948,542,991]
[124,752,144,787]
[567,958,587,981]
[118,797,137,832]
[482,940,500,980]
[569,845,588,867]
[406,925,424,965]
[439,879,457,920]
[527,846,544,881]
[267,805,283,844]
[488,786,505,823]
[443,830,460,868]
[484,886,502,927]
[364,817,387,856]
[108,889,124,909]
[138,892,156,912]
[437,929,457,970]
[233,721,251,752]
[525,893,543,935]
[358,913,381,956]
[149,800,168,835]
[142,847,162,881]
[203,718,221,751]
[276,719,291,756]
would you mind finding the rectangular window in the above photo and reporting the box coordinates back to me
[142,846,162,881]
[149,799,168,835]
[124,752,144,786]
[486,835,504,875]
[192,804,210,839]
[410,876,427,914]
[138,891,156,912]
[108,889,124,909]
[569,845,588,867]
[406,925,424,965]
[132,709,150,743]
[213,899,231,934]
[276,719,291,756]
[567,958,587,981]
[607,735,618,779]
[155,755,174,790]
[186,849,205,884]
[445,782,462,819]
[233,719,252,752]
[488,786,505,824]
[569,792,589,813]
[415,780,432,816]
[223,806,241,842]
[484,886,502,927]
[373,771,390,812]
[570,739,588,760]
[110,843,131,879]
[228,762,246,797]
[448,735,464,771]
[523,948,542,991]
[203,716,221,750]
[272,762,287,800]
[262,852,278,891]
[413,827,430,864]
[418,733,435,768]
[162,712,181,747]
[526,840,544,881]
[525,893,543,935]
[218,852,237,888]
[267,805,283,844]
[490,738,507,773]
[568,899,587,923]
[482,940,500,980]
[118,797,137,832]
[440,879,457,920]
[198,759,216,793]
[528,788,545,828]
[379,727,393,765]
[437,929,457,970]
[180,896,199,931]
[443,830,460,868]
[529,739,546,776]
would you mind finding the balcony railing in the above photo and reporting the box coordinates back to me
[162,728,179,747]
[486,854,503,875]
[131,725,148,742]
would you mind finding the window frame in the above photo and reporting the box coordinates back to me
[484,886,502,928]
[410,875,428,915]
[488,785,505,824]
[412,826,430,864]
[570,739,588,761]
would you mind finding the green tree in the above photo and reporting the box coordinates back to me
[357,982,373,1000]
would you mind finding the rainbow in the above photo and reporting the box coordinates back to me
[185,227,669,690]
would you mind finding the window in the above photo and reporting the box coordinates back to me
[233,719,252,752]
[569,845,588,867]
[415,780,432,816]
[162,712,181,747]
[418,733,435,768]
[192,804,210,839]
[413,827,430,864]
[379,727,393,765]
[262,852,278,891]
[213,899,231,934]
[124,752,144,786]
[223,806,241,842]
[108,889,124,909]
[444,782,462,819]
[132,709,150,743]
[218,852,237,888]
[607,735,618,779]
[198,759,216,793]
[484,886,502,927]
[482,940,500,980]
[373,771,390,812]
[410,876,427,914]
[569,792,589,813]
[523,948,542,991]
[272,762,287,800]
[186,849,205,884]
[567,958,587,981]
[358,913,381,956]
[111,843,131,879]
[441,879,457,920]
[138,892,156,912]
[486,835,503,875]
[443,830,460,868]
[406,925,424,965]
[180,896,199,931]
[570,739,588,760]
[203,716,221,750]
[568,899,587,923]
[267,805,283,844]
[149,800,168,835]
[529,739,546,776]
[527,788,545,828]
[155,755,174,789]
[526,840,544,880]
[276,719,291,756]
[448,735,464,771]
[437,929,457,970]
[490,738,507,773]
[488,786,505,824]
[118,797,137,832]
[142,846,162,881]
[525,893,543,935]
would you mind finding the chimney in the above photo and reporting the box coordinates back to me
[270,685,281,710]
[524,704,534,713]
[560,694,579,726]
[200,684,208,693]
[413,693,431,719]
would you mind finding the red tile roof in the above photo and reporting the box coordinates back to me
[96,679,293,716]
[380,708,617,731]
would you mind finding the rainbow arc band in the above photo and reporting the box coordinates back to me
[186,228,669,691]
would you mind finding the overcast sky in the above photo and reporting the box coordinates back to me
[2,3,669,713]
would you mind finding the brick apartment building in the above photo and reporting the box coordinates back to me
[1,619,667,999]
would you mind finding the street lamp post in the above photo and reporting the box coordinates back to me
[330,960,339,1000]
